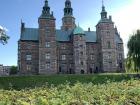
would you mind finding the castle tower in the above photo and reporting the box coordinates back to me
[38,0,57,74]
[73,25,87,74]
[61,0,76,31]
[96,2,117,72]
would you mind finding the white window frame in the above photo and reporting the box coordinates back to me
[119,54,122,60]
[26,55,32,61]
[46,63,50,69]
[46,42,50,48]
[27,65,31,71]
[61,55,66,60]
[46,53,50,60]
[90,54,94,60]
[108,52,111,60]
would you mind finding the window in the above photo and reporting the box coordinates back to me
[80,36,82,40]
[46,42,50,48]
[27,45,31,49]
[27,65,31,71]
[59,67,62,72]
[81,70,85,74]
[107,41,111,48]
[61,55,66,60]
[46,53,50,59]
[79,45,83,48]
[118,44,121,50]
[61,45,65,49]
[90,54,94,60]
[46,63,50,69]
[80,52,83,55]
[107,31,110,34]
[119,54,122,60]
[119,62,123,69]
[90,68,93,74]
[26,55,32,61]
[81,61,84,65]
[108,52,111,59]
[107,31,110,36]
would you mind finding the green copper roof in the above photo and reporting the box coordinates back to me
[73,26,85,35]
[20,28,97,42]
[21,28,39,41]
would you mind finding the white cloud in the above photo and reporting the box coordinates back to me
[112,0,140,57]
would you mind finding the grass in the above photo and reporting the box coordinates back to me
[0,73,140,104]
[0,73,139,90]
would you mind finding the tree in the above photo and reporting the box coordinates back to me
[0,27,10,45]
[10,66,18,75]
[127,30,140,72]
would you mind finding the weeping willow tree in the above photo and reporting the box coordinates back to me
[0,27,9,45]
[127,30,140,72]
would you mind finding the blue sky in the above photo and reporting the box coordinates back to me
[0,0,140,66]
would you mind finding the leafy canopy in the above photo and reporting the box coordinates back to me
[127,30,140,72]
[0,27,10,45]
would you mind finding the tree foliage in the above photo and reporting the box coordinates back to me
[127,30,140,72]
[0,27,9,45]
[10,66,18,75]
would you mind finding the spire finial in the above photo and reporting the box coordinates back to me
[102,0,104,7]
[100,0,107,19]
[101,0,106,12]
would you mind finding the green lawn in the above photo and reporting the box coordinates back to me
[0,73,139,90]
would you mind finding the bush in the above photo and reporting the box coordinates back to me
[0,79,140,105]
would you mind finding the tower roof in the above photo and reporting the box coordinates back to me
[73,25,85,35]
[100,0,107,19]
[64,0,73,16]
[40,0,53,19]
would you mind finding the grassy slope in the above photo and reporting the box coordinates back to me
[0,73,139,90]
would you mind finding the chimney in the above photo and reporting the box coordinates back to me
[88,27,91,32]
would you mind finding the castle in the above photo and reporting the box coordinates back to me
[18,0,125,75]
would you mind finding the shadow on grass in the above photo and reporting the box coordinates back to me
[0,73,139,90]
